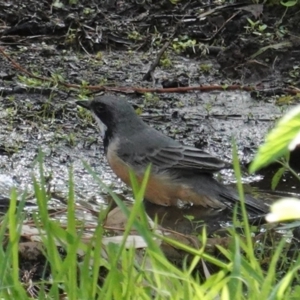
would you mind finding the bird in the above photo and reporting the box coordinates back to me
[76,95,268,215]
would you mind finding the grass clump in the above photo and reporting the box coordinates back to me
[1,134,300,299]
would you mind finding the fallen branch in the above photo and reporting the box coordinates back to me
[1,46,299,96]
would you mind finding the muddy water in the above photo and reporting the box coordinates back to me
[0,49,297,233]
[0,90,292,213]
[0,92,271,197]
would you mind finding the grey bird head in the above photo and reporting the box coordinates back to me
[76,95,144,146]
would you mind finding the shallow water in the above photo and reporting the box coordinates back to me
[0,50,297,232]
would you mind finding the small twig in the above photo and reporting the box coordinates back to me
[143,20,182,81]
[201,10,241,42]
[106,85,256,93]
[143,41,171,81]
[1,46,299,96]
[0,47,51,82]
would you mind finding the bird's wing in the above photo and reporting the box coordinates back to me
[132,144,226,173]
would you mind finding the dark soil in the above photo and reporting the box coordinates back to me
[1,0,300,291]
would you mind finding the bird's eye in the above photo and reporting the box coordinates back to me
[95,104,106,114]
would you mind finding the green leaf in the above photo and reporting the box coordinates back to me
[271,167,285,190]
[250,105,300,172]
[281,0,298,7]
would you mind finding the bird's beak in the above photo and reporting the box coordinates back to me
[76,100,91,110]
